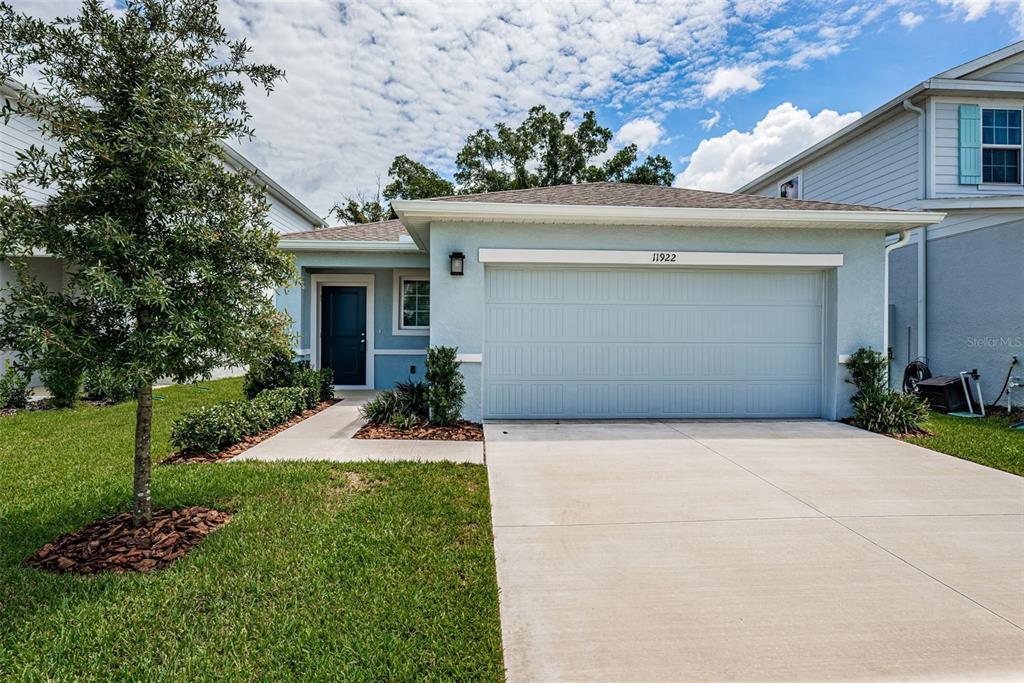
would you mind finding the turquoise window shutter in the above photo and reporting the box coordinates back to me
[959,104,981,184]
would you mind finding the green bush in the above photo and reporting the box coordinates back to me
[359,380,428,425]
[846,346,928,434]
[853,389,929,435]
[82,366,135,404]
[171,386,313,454]
[294,366,334,408]
[38,355,82,409]
[244,350,300,399]
[846,347,889,398]
[0,361,32,410]
[426,346,464,426]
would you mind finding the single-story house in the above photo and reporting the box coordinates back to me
[276,182,943,422]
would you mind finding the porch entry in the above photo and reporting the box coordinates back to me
[320,285,367,386]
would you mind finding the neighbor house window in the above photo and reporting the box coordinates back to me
[981,108,1022,184]
[400,277,429,329]
[778,175,800,198]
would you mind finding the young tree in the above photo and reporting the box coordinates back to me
[0,0,295,526]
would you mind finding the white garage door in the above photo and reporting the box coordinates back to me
[483,266,824,419]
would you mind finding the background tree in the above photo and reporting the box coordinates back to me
[0,0,294,526]
[333,106,674,224]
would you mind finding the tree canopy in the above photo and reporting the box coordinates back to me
[333,105,674,224]
[0,0,293,524]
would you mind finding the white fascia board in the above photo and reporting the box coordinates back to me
[277,239,421,253]
[479,248,844,268]
[936,41,1024,79]
[924,78,1024,95]
[918,196,1024,210]
[395,199,946,231]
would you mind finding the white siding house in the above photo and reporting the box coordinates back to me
[740,42,1024,407]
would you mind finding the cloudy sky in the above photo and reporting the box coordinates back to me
[14,0,1024,217]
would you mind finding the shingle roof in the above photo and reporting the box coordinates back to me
[425,182,890,212]
[280,218,409,242]
[280,182,896,243]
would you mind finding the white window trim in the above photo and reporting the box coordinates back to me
[309,273,374,390]
[392,269,430,336]
[980,106,1024,185]
[777,170,803,199]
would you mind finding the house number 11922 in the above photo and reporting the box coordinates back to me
[650,252,677,262]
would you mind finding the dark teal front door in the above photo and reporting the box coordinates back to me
[321,286,366,386]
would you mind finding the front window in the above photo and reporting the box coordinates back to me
[779,175,800,199]
[981,108,1022,184]
[400,277,429,329]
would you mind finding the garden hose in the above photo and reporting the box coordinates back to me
[990,356,1018,406]
[902,359,931,394]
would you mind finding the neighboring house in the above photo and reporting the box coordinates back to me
[276,182,940,421]
[739,42,1024,405]
[0,78,326,382]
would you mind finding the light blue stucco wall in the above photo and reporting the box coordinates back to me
[276,249,430,388]
[429,221,886,422]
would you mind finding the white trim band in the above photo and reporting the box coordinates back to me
[374,349,427,356]
[456,353,483,363]
[478,248,844,268]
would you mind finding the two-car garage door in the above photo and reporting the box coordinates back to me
[483,266,824,419]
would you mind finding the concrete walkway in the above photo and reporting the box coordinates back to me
[486,420,1024,682]
[234,393,483,464]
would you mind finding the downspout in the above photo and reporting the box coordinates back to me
[903,98,928,364]
[884,228,912,383]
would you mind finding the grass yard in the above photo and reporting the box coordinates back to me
[905,409,1023,476]
[0,378,504,681]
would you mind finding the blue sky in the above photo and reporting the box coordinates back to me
[16,1,1024,217]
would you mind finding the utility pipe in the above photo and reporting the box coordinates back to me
[884,229,912,385]
[903,98,928,364]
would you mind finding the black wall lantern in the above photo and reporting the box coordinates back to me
[449,251,465,276]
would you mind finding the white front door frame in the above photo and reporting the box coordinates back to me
[309,273,375,390]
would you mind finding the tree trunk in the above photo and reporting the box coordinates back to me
[132,382,153,527]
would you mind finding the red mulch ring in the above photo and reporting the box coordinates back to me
[160,399,340,464]
[25,507,231,575]
[353,420,484,441]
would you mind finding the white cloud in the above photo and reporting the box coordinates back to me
[899,11,925,29]
[940,0,1024,33]
[0,0,903,215]
[673,102,861,191]
[615,118,663,152]
[699,110,722,130]
[702,65,763,99]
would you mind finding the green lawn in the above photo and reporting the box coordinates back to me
[0,378,504,681]
[905,409,1024,476]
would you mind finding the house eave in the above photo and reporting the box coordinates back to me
[917,196,1024,210]
[393,199,945,240]
[277,239,422,253]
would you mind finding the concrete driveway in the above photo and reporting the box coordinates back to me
[485,420,1024,682]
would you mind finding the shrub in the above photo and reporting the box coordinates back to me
[853,390,929,435]
[171,386,312,454]
[244,349,300,399]
[82,366,135,404]
[294,366,334,408]
[389,412,417,431]
[171,399,251,454]
[426,346,465,426]
[0,361,32,410]
[846,347,889,398]
[359,380,428,425]
[38,355,82,409]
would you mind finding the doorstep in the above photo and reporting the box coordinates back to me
[233,395,484,464]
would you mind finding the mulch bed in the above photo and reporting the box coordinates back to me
[25,507,231,575]
[353,420,484,441]
[840,417,933,439]
[160,398,340,465]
